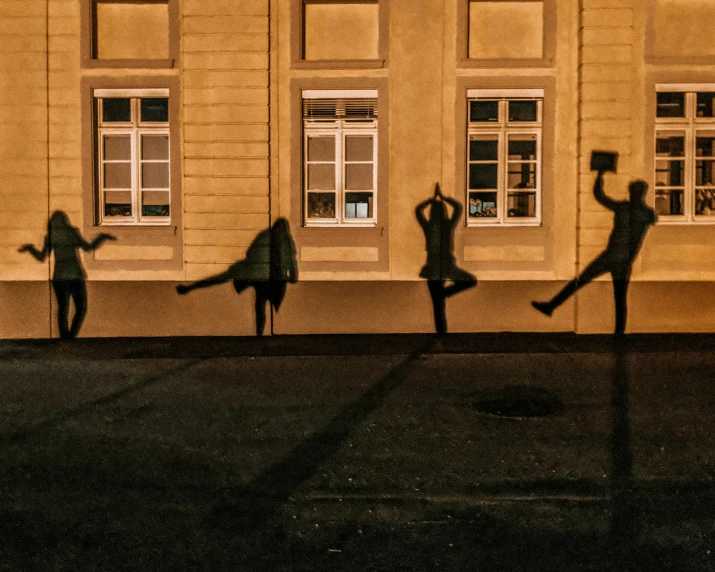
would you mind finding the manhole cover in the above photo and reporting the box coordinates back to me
[473,386,563,418]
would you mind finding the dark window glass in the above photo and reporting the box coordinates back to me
[469,164,498,189]
[469,101,498,122]
[140,98,169,122]
[469,139,498,161]
[655,136,685,157]
[656,92,685,118]
[696,136,715,157]
[102,98,131,122]
[697,93,715,118]
[508,100,538,122]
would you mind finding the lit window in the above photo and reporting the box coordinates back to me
[466,89,542,225]
[655,87,715,222]
[95,89,171,225]
[302,90,378,226]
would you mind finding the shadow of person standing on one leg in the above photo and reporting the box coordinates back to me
[176,218,298,336]
[18,211,116,339]
[532,156,656,336]
[416,183,477,335]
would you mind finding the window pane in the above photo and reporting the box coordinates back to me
[104,163,131,188]
[508,135,537,160]
[307,164,335,190]
[307,192,336,218]
[655,160,684,186]
[656,92,685,118]
[696,136,715,157]
[697,93,715,118]
[104,203,132,217]
[345,164,373,190]
[142,190,170,217]
[507,191,536,218]
[140,98,169,122]
[508,100,538,122]
[103,191,132,217]
[102,98,131,122]
[655,188,683,216]
[507,163,537,189]
[656,135,684,157]
[307,136,335,161]
[469,138,498,161]
[469,101,498,122]
[103,135,130,160]
[469,164,498,189]
[141,135,169,160]
[141,163,169,188]
[345,135,374,161]
[468,191,497,217]
[696,160,715,185]
[345,192,373,219]
[696,189,715,215]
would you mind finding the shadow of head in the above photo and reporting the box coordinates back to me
[628,180,648,202]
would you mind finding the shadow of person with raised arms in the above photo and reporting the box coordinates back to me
[532,152,656,335]
[176,218,298,336]
[19,211,116,339]
[416,183,477,335]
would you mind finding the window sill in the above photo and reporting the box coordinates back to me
[304,222,377,229]
[466,221,542,228]
[458,58,553,69]
[82,58,176,70]
[292,59,385,70]
[656,219,715,225]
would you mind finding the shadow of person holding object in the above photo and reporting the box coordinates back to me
[416,184,477,335]
[176,218,298,336]
[18,211,116,339]
[532,154,656,336]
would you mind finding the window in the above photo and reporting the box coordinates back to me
[93,0,169,60]
[95,89,171,225]
[302,90,378,226]
[466,89,542,225]
[302,1,379,61]
[655,87,715,222]
[468,0,544,60]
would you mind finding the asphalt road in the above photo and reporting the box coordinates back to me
[1,334,715,571]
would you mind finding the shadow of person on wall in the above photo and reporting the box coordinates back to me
[416,183,477,335]
[532,153,656,336]
[18,211,116,339]
[176,218,298,336]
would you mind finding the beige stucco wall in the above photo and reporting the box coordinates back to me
[1,0,715,336]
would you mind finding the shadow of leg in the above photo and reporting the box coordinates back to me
[68,282,87,339]
[52,281,71,339]
[427,280,447,335]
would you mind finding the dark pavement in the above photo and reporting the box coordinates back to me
[1,333,715,570]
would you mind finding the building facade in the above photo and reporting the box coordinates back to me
[1,0,715,338]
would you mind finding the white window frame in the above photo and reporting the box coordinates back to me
[655,84,715,224]
[466,88,543,227]
[302,89,378,227]
[95,88,171,226]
